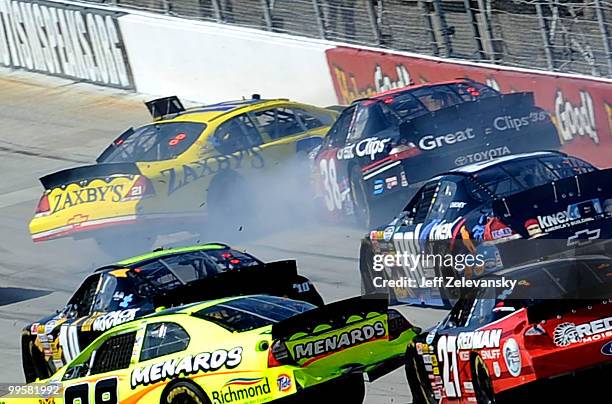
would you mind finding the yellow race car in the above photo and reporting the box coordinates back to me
[3,295,416,404]
[29,96,337,250]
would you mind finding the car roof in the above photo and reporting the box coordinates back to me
[156,99,293,124]
[486,254,611,277]
[353,79,474,104]
[94,243,232,273]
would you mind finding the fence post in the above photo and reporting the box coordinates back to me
[463,0,484,59]
[475,0,496,61]
[594,0,612,76]
[432,0,453,57]
[260,0,273,31]
[365,0,382,45]
[211,0,223,22]
[312,0,327,39]
[535,0,555,71]
[418,0,439,56]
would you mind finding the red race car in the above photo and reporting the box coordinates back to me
[405,255,612,403]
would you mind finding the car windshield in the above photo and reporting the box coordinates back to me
[97,122,205,163]
[193,295,315,332]
[91,274,140,312]
[467,155,595,199]
[129,248,262,295]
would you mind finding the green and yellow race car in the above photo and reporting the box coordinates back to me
[4,295,416,404]
[28,96,338,252]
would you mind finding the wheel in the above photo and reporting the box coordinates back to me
[161,380,210,404]
[22,337,51,383]
[405,346,436,404]
[472,356,496,404]
[359,240,377,295]
[349,165,373,228]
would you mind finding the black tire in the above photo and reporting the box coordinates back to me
[160,380,210,404]
[350,165,373,228]
[472,356,496,404]
[405,346,436,404]
[22,337,50,383]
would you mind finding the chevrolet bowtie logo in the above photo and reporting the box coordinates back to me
[567,228,601,246]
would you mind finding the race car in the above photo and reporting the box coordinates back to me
[359,151,612,306]
[312,79,561,227]
[405,255,612,403]
[7,294,415,404]
[28,96,337,252]
[22,243,323,382]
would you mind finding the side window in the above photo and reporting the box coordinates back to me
[294,108,334,130]
[140,322,190,362]
[90,332,136,375]
[325,107,354,148]
[405,182,438,222]
[252,108,305,139]
[444,297,475,329]
[428,181,458,221]
[347,104,392,143]
[213,115,263,155]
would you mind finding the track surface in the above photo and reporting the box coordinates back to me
[0,71,446,403]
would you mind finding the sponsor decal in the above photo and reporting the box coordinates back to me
[456,329,502,350]
[385,176,398,189]
[449,201,466,209]
[502,338,521,377]
[480,349,500,360]
[553,317,612,347]
[212,377,271,403]
[524,218,544,237]
[492,361,501,378]
[0,0,133,88]
[131,347,243,388]
[536,200,602,232]
[383,226,394,241]
[601,340,612,356]
[418,128,475,151]
[50,185,125,214]
[429,217,463,241]
[373,179,384,195]
[555,90,598,144]
[336,144,355,160]
[567,228,601,247]
[162,147,265,195]
[492,111,547,132]
[400,170,409,187]
[455,146,511,166]
[356,137,391,160]
[277,374,291,392]
[292,321,386,361]
[490,227,513,240]
[92,308,139,332]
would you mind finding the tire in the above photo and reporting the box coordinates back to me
[349,165,373,228]
[472,356,496,404]
[405,346,436,404]
[161,380,210,404]
[359,240,377,295]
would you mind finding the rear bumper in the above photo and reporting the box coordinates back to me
[30,212,202,242]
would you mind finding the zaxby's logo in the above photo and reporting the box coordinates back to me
[553,317,612,347]
[555,90,598,144]
[212,377,271,403]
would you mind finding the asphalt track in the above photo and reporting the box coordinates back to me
[0,71,447,403]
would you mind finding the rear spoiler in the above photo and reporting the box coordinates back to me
[272,294,388,340]
[145,96,185,120]
[39,163,141,189]
[153,260,301,307]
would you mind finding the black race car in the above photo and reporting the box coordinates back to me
[312,79,561,227]
[405,255,612,404]
[21,243,323,382]
[359,151,612,306]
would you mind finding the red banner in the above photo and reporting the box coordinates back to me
[326,47,612,168]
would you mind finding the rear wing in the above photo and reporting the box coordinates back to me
[39,163,141,190]
[145,96,185,120]
[152,260,301,307]
[272,294,388,340]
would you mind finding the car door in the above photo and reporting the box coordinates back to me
[60,328,138,404]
